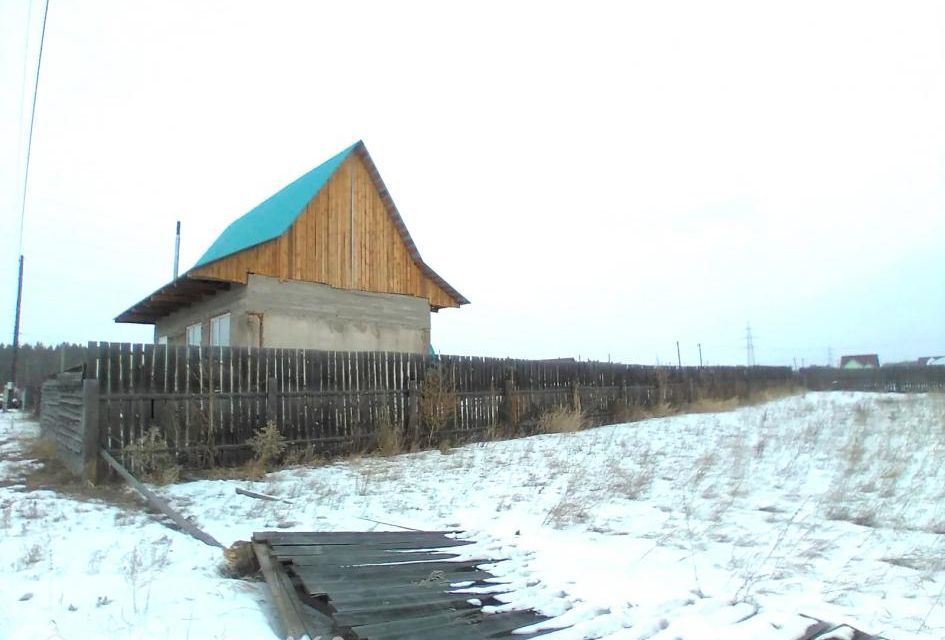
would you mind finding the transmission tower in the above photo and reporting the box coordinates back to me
[745,323,756,367]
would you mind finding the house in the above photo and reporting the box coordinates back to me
[839,354,880,369]
[116,141,467,353]
[926,356,945,367]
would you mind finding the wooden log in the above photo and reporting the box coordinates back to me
[99,449,223,549]
[235,487,293,504]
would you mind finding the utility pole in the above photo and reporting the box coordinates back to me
[9,0,50,406]
[827,347,833,368]
[697,343,703,368]
[10,256,24,387]
[676,341,682,368]
[745,323,756,367]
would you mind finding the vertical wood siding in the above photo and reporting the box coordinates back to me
[189,154,457,308]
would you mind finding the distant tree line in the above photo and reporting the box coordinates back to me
[0,343,89,410]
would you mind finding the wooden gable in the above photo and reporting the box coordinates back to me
[188,148,464,309]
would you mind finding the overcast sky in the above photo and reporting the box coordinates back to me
[1,0,943,367]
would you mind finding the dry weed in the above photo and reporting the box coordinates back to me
[124,428,181,485]
[607,451,655,500]
[609,401,649,424]
[16,543,44,570]
[248,421,287,471]
[538,406,584,433]
[283,444,319,468]
[647,401,676,419]
[689,397,740,414]
[27,437,59,462]
[375,412,404,456]
[419,368,457,449]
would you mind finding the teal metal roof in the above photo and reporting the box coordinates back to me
[194,142,359,268]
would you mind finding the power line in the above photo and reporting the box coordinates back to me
[14,0,35,247]
[18,0,50,253]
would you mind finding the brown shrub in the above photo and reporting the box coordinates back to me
[418,368,457,449]
[124,428,181,485]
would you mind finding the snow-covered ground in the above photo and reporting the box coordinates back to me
[2,392,944,639]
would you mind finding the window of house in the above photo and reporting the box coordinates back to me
[186,322,202,346]
[210,313,231,347]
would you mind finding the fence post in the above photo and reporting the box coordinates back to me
[570,382,582,414]
[266,376,278,426]
[501,378,517,427]
[406,380,420,444]
[81,378,103,483]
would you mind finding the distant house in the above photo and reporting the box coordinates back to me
[116,141,468,353]
[927,356,945,367]
[840,354,880,369]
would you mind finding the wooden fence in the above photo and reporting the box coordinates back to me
[40,342,795,478]
[39,370,99,478]
[801,366,945,393]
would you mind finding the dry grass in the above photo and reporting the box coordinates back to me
[609,401,650,424]
[742,383,806,406]
[689,397,740,414]
[283,444,320,468]
[375,413,404,456]
[607,452,655,500]
[538,406,584,433]
[12,436,139,507]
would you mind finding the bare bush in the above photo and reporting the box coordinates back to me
[124,428,181,485]
[419,367,457,449]
[248,421,287,473]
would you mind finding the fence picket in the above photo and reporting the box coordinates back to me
[68,343,924,469]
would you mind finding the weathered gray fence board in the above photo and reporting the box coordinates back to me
[30,342,804,470]
[39,372,87,475]
[802,366,945,392]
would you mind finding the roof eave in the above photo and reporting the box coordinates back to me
[115,275,234,325]
[352,143,468,308]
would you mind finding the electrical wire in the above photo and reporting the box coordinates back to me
[14,0,34,249]
[18,0,50,255]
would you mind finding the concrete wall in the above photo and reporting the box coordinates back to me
[155,274,431,353]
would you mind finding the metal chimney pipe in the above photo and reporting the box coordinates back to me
[173,220,181,279]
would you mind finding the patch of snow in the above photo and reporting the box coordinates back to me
[1,392,944,638]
